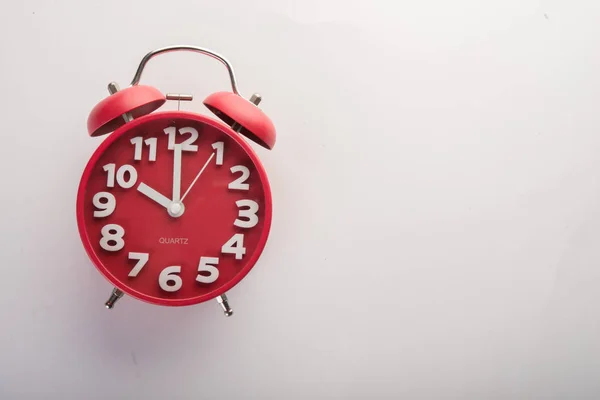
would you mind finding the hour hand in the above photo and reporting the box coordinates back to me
[137,183,171,209]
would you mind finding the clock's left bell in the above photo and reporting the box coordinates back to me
[87,85,166,137]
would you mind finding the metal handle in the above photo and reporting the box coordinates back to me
[130,45,240,95]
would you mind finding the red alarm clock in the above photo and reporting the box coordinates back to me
[76,45,276,316]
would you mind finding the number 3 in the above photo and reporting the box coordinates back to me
[234,200,259,228]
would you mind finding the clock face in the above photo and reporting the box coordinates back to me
[77,111,272,306]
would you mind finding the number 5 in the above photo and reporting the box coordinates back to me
[197,257,219,284]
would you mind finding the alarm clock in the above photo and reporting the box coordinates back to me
[76,45,276,316]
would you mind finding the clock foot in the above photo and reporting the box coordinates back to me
[216,294,233,317]
[105,288,124,309]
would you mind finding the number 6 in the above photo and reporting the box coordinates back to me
[159,266,182,292]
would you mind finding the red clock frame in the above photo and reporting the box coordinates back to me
[76,111,273,306]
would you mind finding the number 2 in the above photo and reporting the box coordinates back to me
[229,165,250,190]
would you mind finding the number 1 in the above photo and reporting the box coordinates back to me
[212,142,224,165]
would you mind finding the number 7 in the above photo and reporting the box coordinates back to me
[128,252,149,277]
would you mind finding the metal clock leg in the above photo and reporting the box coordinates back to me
[216,294,233,317]
[105,288,124,309]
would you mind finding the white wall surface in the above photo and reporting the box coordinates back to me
[1,0,600,398]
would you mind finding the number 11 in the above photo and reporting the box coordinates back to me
[130,136,157,161]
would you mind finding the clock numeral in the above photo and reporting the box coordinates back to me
[221,233,246,260]
[127,256,222,290]
[159,265,183,292]
[178,127,199,151]
[149,257,220,291]
[103,163,138,188]
[234,200,259,228]
[211,141,224,166]
[130,136,157,161]
[197,257,219,284]
[92,192,116,218]
[164,126,198,151]
[228,165,250,191]
[100,224,125,252]
[128,252,149,277]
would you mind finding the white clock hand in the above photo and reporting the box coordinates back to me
[172,143,183,203]
[181,152,215,202]
[137,183,171,209]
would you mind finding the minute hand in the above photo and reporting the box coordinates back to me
[172,144,183,202]
[181,152,215,202]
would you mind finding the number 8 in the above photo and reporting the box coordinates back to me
[100,224,125,251]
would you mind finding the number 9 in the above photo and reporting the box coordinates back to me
[93,192,116,217]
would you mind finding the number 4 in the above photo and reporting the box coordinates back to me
[221,234,246,260]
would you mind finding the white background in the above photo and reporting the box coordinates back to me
[1,0,600,398]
